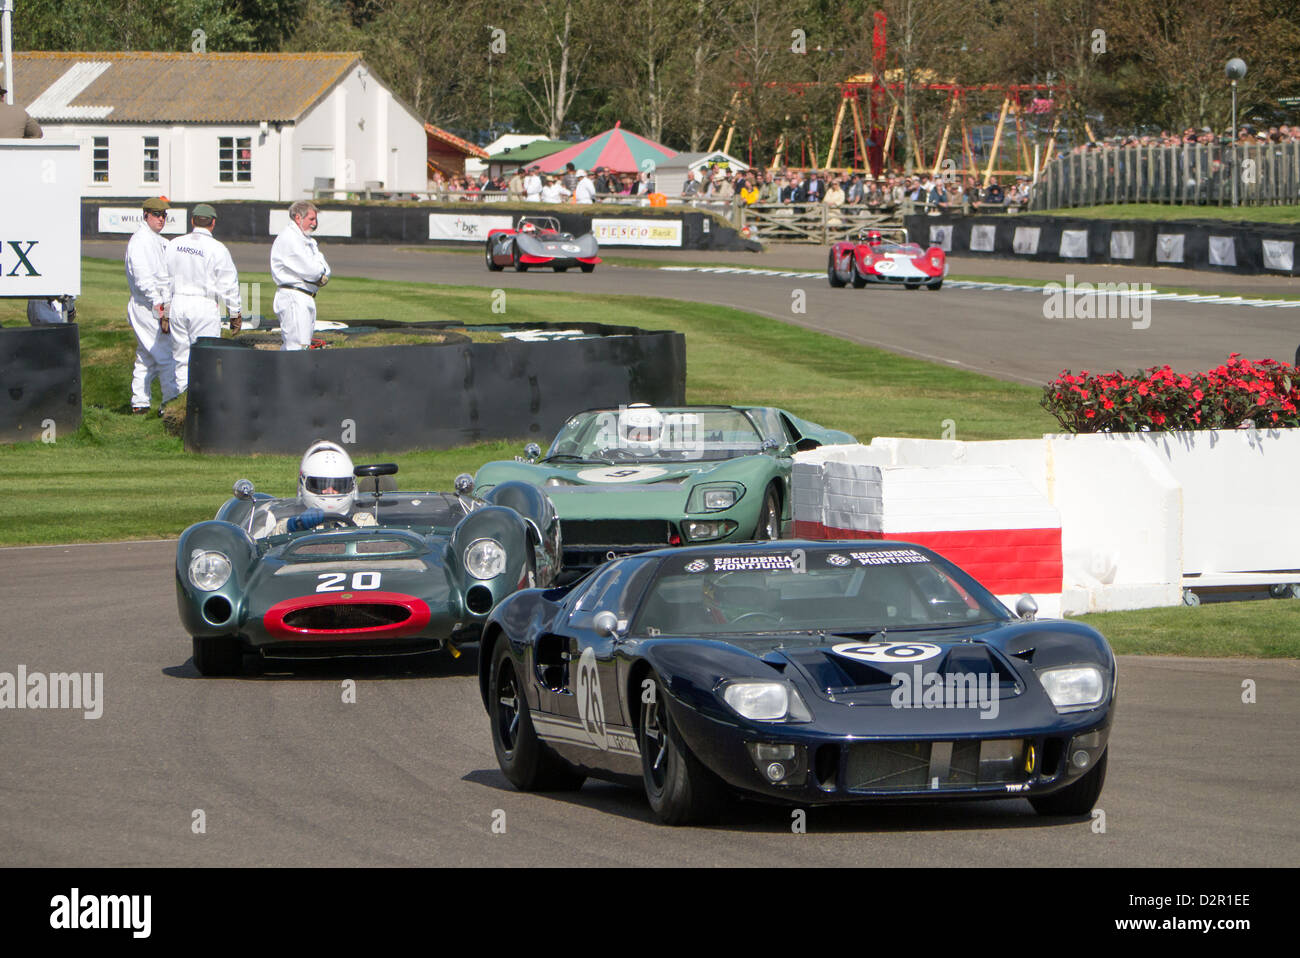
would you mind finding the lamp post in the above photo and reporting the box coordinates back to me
[1226,58,1247,207]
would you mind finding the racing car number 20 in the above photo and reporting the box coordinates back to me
[316,572,383,592]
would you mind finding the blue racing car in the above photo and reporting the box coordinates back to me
[480,540,1115,824]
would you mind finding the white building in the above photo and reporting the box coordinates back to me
[11,51,427,201]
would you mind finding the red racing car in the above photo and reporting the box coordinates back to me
[485,216,602,273]
[827,227,945,290]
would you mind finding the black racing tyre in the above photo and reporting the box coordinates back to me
[485,241,503,271]
[639,672,728,825]
[192,635,243,676]
[926,278,943,290]
[1030,748,1108,816]
[489,639,585,791]
[513,246,528,272]
[755,486,781,541]
[579,262,596,273]
[851,259,869,288]
[827,252,846,288]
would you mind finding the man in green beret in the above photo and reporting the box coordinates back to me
[162,204,242,396]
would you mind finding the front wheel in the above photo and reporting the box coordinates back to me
[926,278,943,290]
[827,252,847,288]
[1030,748,1108,816]
[512,247,528,272]
[851,260,869,288]
[192,635,243,676]
[489,639,585,791]
[639,673,728,825]
[485,241,504,271]
[579,262,596,273]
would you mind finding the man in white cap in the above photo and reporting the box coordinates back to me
[573,169,596,204]
[125,196,178,413]
[271,200,330,350]
[163,203,242,396]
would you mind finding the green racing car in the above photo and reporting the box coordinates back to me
[473,404,856,573]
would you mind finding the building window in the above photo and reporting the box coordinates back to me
[93,137,109,183]
[143,137,159,183]
[218,136,252,183]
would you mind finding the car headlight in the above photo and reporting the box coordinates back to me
[687,482,744,513]
[722,681,812,722]
[188,550,232,592]
[1038,666,1105,712]
[465,538,507,579]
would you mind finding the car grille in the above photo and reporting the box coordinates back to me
[282,604,412,632]
[561,519,674,547]
[843,739,1029,792]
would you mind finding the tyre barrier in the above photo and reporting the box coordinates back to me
[183,320,686,455]
[906,213,1300,276]
[0,324,82,444]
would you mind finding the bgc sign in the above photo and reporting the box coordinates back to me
[0,141,81,297]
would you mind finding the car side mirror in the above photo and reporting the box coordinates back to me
[523,443,541,462]
[1015,594,1038,620]
[454,473,475,495]
[593,610,621,638]
[233,479,254,500]
[760,438,780,454]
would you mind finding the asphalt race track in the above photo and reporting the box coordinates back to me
[10,242,1295,867]
[1,539,1296,867]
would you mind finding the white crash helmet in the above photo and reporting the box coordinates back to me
[298,440,356,513]
[620,404,664,455]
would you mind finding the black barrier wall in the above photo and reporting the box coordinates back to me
[184,322,686,455]
[0,324,82,444]
[905,214,1300,276]
[84,200,759,252]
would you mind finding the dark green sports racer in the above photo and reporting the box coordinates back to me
[473,405,856,572]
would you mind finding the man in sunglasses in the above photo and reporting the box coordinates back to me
[124,197,178,414]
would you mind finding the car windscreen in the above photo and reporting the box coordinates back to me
[545,408,764,463]
[632,547,1010,636]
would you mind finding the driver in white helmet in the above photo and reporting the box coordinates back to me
[253,440,377,537]
[620,404,665,457]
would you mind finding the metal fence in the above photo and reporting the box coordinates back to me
[1033,142,1300,209]
[737,203,895,243]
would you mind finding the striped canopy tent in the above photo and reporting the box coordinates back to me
[539,121,678,173]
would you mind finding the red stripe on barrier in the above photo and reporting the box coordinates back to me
[801,525,1063,595]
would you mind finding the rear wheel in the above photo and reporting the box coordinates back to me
[1030,749,1108,816]
[489,639,585,791]
[827,251,846,288]
[485,241,503,271]
[192,635,243,676]
[755,486,781,540]
[639,673,728,825]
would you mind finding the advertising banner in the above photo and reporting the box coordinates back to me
[98,208,187,234]
[591,218,683,247]
[428,213,514,242]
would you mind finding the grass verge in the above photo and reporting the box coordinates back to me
[1070,600,1300,658]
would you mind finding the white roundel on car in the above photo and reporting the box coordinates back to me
[575,466,668,483]
[576,646,608,750]
[873,259,895,271]
[831,641,943,663]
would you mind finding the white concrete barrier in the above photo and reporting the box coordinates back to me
[796,428,1300,613]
